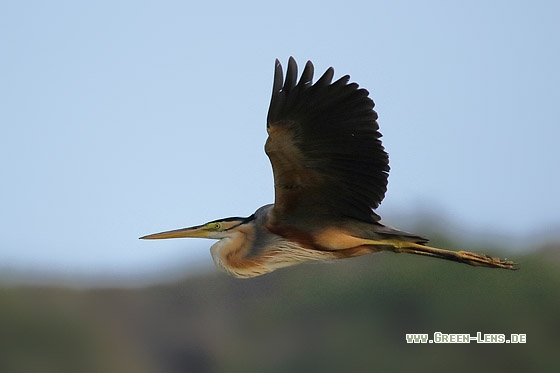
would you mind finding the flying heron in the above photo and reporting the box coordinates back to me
[141,57,516,278]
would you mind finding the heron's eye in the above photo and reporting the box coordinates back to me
[214,222,222,230]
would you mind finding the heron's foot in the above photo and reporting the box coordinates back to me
[456,250,518,270]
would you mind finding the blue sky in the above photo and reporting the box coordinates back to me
[1,1,558,281]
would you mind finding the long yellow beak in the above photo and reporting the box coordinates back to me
[139,225,209,240]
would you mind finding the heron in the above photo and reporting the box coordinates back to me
[141,57,516,278]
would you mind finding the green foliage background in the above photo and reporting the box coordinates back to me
[1,239,558,373]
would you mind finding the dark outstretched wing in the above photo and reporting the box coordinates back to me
[265,57,389,225]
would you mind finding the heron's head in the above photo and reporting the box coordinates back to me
[140,216,253,240]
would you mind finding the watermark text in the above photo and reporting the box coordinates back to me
[406,332,526,344]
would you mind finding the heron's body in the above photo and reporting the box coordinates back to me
[204,205,413,278]
[141,58,516,278]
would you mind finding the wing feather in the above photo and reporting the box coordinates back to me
[266,58,389,226]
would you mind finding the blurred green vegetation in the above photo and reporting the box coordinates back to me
[1,238,559,373]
